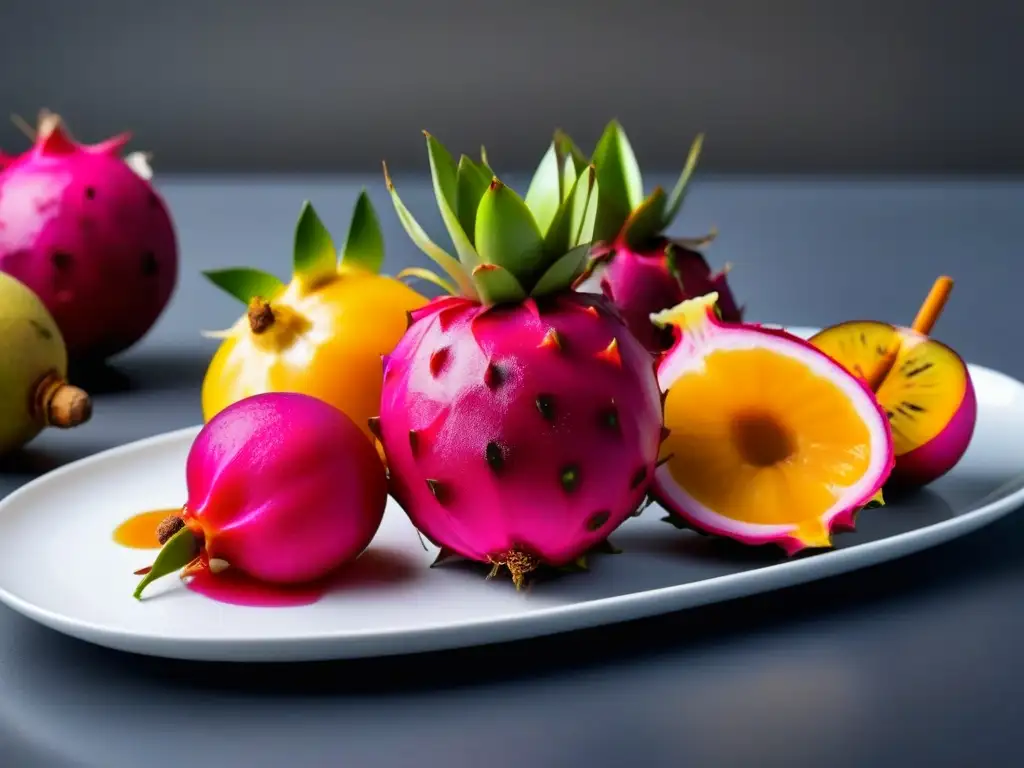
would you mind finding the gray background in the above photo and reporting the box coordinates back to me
[1,0,1022,174]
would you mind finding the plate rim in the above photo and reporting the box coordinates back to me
[1,329,1023,661]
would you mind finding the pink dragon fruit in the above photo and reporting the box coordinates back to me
[0,111,178,363]
[561,121,743,352]
[374,132,665,589]
[133,391,388,599]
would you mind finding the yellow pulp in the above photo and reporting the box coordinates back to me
[661,346,876,532]
[810,321,967,456]
[201,267,426,446]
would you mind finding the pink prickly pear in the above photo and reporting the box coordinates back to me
[376,132,665,589]
[0,111,178,363]
[133,391,388,599]
[565,121,744,353]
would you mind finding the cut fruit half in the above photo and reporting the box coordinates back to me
[651,294,895,556]
[809,277,976,488]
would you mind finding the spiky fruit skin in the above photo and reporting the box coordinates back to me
[597,240,743,352]
[0,130,177,362]
[377,291,663,569]
[183,392,387,584]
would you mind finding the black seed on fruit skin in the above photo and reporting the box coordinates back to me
[859,332,866,346]
[484,362,503,389]
[876,345,888,356]
[560,465,581,492]
[630,467,647,489]
[367,416,382,439]
[84,186,95,200]
[141,251,158,276]
[586,510,610,532]
[535,394,556,421]
[426,479,447,503]
[51,251,72,270]
[905,362,934,378]
[485,441,505,471]
[896,405,913,420]
[904,401,926,412]
[408,430,420,455]
[599,403,619,430]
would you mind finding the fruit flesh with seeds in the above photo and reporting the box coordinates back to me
[557,121,742,352]
[651,293,894,556]
[0,111,178,363]
[0,272,92,457]
[133,392,388,599]
[376,132,664,588]
[200,195,427,450]
[810,276,975,488]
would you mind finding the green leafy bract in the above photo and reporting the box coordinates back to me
[590,120,643,243]
[340,190,385,274]
[293,201,337,286]
[202,267,285,305]
[382,132,601,307]
[661,133,705,232]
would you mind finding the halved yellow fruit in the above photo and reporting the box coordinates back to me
[651,294,894,555]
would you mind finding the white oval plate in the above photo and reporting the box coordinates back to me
[0,328,1022,663]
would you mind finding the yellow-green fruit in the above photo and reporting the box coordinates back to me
[0,273,92,456]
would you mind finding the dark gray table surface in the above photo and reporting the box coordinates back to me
[1,174,1023,767]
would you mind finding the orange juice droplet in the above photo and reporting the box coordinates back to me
[113,509,179,549]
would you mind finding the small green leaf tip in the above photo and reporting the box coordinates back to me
[202,267,285,306]
[474,177,547,291]
[456,155,490,244]
[623,187,668,250]
[591,119,644,243]
[293,201,338,286]
[525,141,563,236]
[425,131,480,270]
[382,159,478,300]
[661,133,705,231]
[471,263,527,304]
[340,190,385,274]
[553,128,589,175]
[132,525,200,600]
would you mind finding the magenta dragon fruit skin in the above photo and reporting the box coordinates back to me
[0,112,178,363]
[596,240,743,351]
[133,391,388,599]
[563,121,745,353]
[375,293,663,581]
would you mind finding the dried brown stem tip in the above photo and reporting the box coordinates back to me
[247,297,275,334]
[156,515,185,545]
[34,373,92,428]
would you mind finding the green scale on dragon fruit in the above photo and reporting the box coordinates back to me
[373,132,666,589]
[0,112,177,363]
[561,120,743,353]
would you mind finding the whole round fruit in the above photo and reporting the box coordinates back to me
[0,111,178,363]
[0,272,92,456]
[200,196,427,449]
[133,391,389,599]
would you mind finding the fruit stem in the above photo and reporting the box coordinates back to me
[864,275,954,392]
[33,372,92,428]
[247,297,275,334]
[133,524,201,600]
